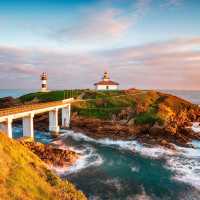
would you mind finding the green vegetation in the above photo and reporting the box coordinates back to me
[72,90,137,120]
[72,89,197,125]
[0,133,87,200]
[81,90,124,100]
[72,89,163,123]
[20,90,84,103]
[19,88,197,125]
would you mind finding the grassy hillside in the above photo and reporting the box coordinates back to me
[72,89,199,127]
[19,89,198,126]
[19,90,84,102]
[0,133,87,200]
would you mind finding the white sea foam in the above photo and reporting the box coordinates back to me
[51,135,103,175]
[166,156,200,189]
[61,130,96,142]
[56,130,200,189]
[191,122,200,133]
[165,141,200,190]
[131,166,140,172]
[61,130,176,159]
[66,146,103,175]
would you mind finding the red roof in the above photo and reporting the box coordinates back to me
[94,80,119,86]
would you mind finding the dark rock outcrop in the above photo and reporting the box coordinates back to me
[19,138,78,167]
[0,96,21,109]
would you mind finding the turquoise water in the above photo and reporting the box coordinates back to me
[58,132,200,200]
[13,127,200,200]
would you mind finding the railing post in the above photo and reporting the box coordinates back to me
[23,113,34,138]
[49,108,60,132]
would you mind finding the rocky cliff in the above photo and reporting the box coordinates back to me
[71,89,200,148]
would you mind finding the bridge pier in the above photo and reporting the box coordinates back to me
[49,108,60,133]
[0,117,13,138]
[23,113,34,138]
[61,105,71,128]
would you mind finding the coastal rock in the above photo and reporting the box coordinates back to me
[127,118,135,126]
[160,139,176,150]
[19,138,78,167]
[179,127,200,140]
[71,116,140,140]
[149,124,164,136]
[0,96,21,108]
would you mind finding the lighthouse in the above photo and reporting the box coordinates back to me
[94,71,119,91]
[40,72,48,92]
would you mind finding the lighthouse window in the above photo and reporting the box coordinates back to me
[42,84,46,88]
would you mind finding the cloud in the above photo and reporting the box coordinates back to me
[57,8,130,42]
[0,36,199,90]
[52,0,152,46]
[0,47,39,75]
[51,0,184,47]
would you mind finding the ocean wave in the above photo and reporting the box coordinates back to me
[61,130,176,159]
[57,130,200,190]
[51,137,103,175]
[166,155,200,190]
[65,146,103,175]
[165,141,200,190]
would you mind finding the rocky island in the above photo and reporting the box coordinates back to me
[17,88,200,149]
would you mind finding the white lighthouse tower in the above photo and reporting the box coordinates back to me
[40,72,48,92]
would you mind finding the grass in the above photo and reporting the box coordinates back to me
[72,90,137,119]
[82,90,125,100]
[19,89,197,126]
[73,107,122,120]
[20,90,84,103]
[0,133,87,200]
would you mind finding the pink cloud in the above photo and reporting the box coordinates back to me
[0,37,200,90]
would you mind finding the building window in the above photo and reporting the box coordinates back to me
[106,85,109,90]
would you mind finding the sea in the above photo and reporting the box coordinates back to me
[1,89,200,200]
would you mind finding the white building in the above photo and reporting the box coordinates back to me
[94,72,119,91]
[40,72,49,92]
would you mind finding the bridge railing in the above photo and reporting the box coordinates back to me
[0,99,73,117]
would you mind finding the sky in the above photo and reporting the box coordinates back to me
[0,0,200,90]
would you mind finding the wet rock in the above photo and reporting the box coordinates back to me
[19,138,78,168]
[160,139,176,150]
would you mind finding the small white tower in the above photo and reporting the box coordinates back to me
[40,72,48,92]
